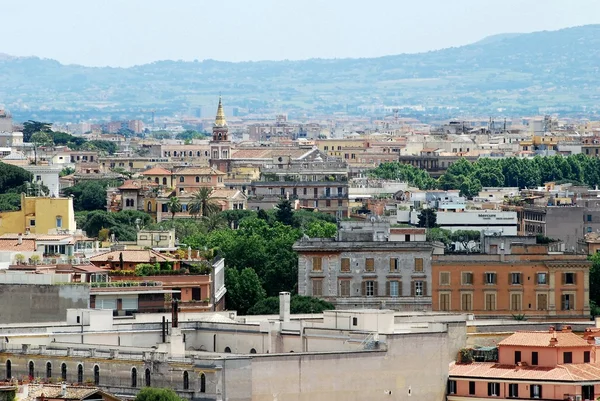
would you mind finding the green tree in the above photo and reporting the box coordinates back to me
[247,295,335,315]
[275,198,294,226]
[305,220,337,238]
[135,387,183,401]
[225,267,266,314]
[30,131,54,165]
[188,188,219,218]
[589,253,600,314]
[168,197,182,220]
[80,181,107,211]
[417,209,437,228]
[369,162,437,189]
[176,130,206,141]
[59,167,75,177]
[426,227,452,246]
[22,120,51,142]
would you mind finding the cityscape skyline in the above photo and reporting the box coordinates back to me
[1,0,599,67]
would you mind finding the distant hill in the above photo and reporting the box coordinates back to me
[1,24,600,121]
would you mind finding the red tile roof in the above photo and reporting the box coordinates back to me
[450,362,600,382]
[498,330,590,348]
[0,239,36,252]
[118,180,142,190]
[141,166,172,176]
[176,167,225,176]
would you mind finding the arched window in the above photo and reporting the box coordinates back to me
[183,371,189,390]
[250,348,257,354]
[147,202,152,212]
[200,373,206,393]
[179,176,184,183]
[131,368,137,388]
[145,368,151,386]
[195,176,200,183]
[162,177,167,185]
[46,361,52,378]
[94,365,100,385]
[155,177,159,184]
[224,347,231,353]
[28,361,34,379]
[61,363,67,381]
[5,360,11,380]
[205,151,208,157]
[77,364,83,384]
[197,151,201,157]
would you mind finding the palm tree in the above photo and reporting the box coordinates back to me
[188,188,219,218]
[168,196,182,220]
[204,213,226,232]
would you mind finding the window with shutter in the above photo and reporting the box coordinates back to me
[312,279,323,297]
[440,293,450,311]
[461,293,472,311]
[485,293,496,311]
[537,293,548,310]
[564,272,576,284]
[414,258,423,272]
[462,272,473,285]
[440,272,450,285]
[339,280,350,297]
[510,272,522,285]
[387,280,401,297]
[364,281,376,296]
[312,257,322,272]
[413,281,424,297]
[389,258,399,272]
[365,258,375,272]
[340,258,350,272]
[562,293,574,310]
[511,293,522,310]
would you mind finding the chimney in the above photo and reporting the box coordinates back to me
[279,292,291,323]
[549,337,558,346]
[562,325,572,333]
[18,233,22,245]
[549,326,555,333]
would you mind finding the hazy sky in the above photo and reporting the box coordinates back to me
[2,0,599,67]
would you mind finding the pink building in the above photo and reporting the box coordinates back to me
[448,327,600,400]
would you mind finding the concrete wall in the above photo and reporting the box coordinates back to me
[0,284,89,324]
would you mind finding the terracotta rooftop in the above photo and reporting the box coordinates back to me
[140,166,172,176]
[498,329,590,348]
[90,250,177,264]
[450,361,600,382]
[118,180,141,190]
[0,238,36,252]
[176,167,225,176]
[24,384,121,401]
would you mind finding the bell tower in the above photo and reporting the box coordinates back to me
[209,96,231,172]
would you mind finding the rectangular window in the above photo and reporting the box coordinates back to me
[532,351,538,366]
[530,384,542,399]
[562,294,574,310]
[440,293,450,311]
[30,219,36,227]
[588,214,592,222]
[56,217,62,228]
[485,293,496,311]
[514,351,521,364]
[537,293,548,310]
[339,280,350,297]
[537,272,547,285]
[583,385,594,401]
[440,272,450,286]
[341,258,350,272]
[388,281,400,297]
[584,351,591,363]
[312,279,323,297]
[364,280,376,297]
[413,281,424,297]
[312,257,322,272]
[510,272,522,285]
[508,383,519,398]
[365,258,375,272]
[488,382,500,397]
[564,272,576,285]
[469,381,476,395]
[485,272,497,285]
[461,293,472,311]
[462,272,473,285]
[389,258,399,272]
[414,258,423,272]
[511,293,522,311]
[563,351,573,364]
[447,380,456,395]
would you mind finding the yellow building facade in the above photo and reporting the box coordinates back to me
[0,194,76,235]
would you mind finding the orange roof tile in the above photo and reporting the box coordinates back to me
[449,362,600,382]
[0,238,36,252]
[498,330,590,348]
[118,180,142,190]
[176,167,225,176]
[141,166,172,176]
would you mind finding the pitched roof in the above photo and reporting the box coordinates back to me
[24,384,122,401]
[118,180,142,190]
[89,249,177,263]
[449,361,600,382]
[210,189,246,199]
[0,238,36,252]
[140,166,172,175]
[176,167,225,176]
[498,330,590,348]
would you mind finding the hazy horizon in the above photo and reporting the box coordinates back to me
[2,0,600,68]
